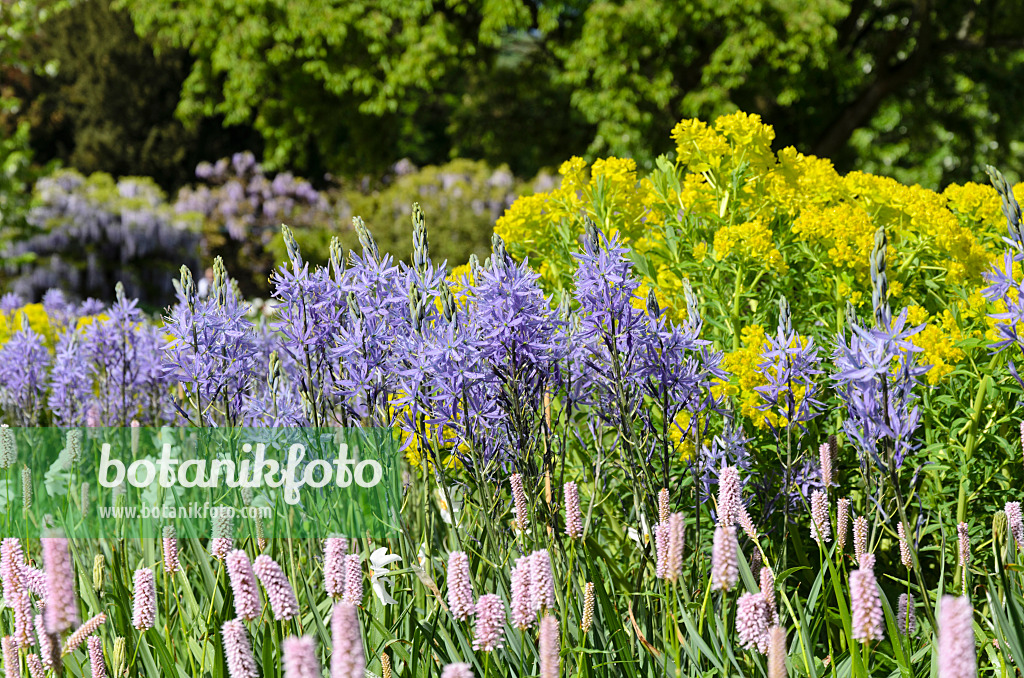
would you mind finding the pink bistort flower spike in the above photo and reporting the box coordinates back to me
[768,626,787,678]
[253,555,300,620]
[530,550,556,613]
[897,522,913,569]
[26,654,46,678]
[937,595,975,678]
[760,566,778,624]
[711,525,739,592]
[736,592,773,654]
[446,551,474,621]
[819,441,833,488]
[1007,501,1024,550]
[654,522,668,579]
[717,466,741,528]
[658,488,670,524]
[282,635,321,678]
[473,594,506,652]
[836,498,850,551]
[666,512,685,582]
[510,473,528,530]
[564,481,583,539]
[853,516,868,562]
[958,522,971,596]
[35,615,58,670]
[13,588,33,648]
[132,568,156,631]
[509,557,536,630]
[810,491,831,545]
[898,592,917,636]
[342,554,362,606]
[62,612,107,654]
[163,526,179,575]
[441,663,474,678]
[87,636,106,678]
[849,568,884,642]
[1,537,24,606]
[43,535,80,634]
[539,615,559,678]
[330,602,365,678]
[2,636,17,678]
[323,537,348,597]
[222,620,259,678]
[226,550,260,621]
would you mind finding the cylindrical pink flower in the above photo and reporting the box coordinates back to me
[2,636,17,678]
[43,535,80,634]
[897,522,913,569]
[582,582,595,634]
[819,441,833,488]
[13,588,33,648]
[958,522,971,595]
[323,537,349,597]
[768,626,787,678]
[253,555,299,620]
[26,654,46,678]
[343,554,362,605]
[853,516,868,562]
[62,612,107,654]
[1006,501,1024,550]
[35,615,58,670]
[473,594,506,651]
[760,566,778,624]
[810,491,831,545]
[510,557,536,630]
[937,595,975,678]
[836,498,850,550]
[210,508,234,561]
[736,592,772,654]
[282,635,321,678]
[654,522,669,579]
[447,551,475,621]
[711,525,739,592]
[510,473,529,530]
[226,550,261,621]
[88,636,106,678]
[737,505,758,540]
[1,537,24,606]
[330,602,365,678]
[717,466,741,527]
[163,526,179,575]
[539,615,559,678]
[658,488,670,524]
[666,512,685,582]
[850,568,884,642]
[441,663,474,678]
[564,481,583,539]
[859,553,876,571]
[222,620,259,678]
[20,566,46,598]
[898,592,917,636]
[530,550,556,613]
[132,568,156,631]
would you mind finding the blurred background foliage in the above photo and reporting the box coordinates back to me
[2,0,1024,303]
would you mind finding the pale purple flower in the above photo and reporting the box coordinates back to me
[282,636,321,678]
[132,568,156,631]
[330,602,365,678]
[323,537,348,597]
[510,557,535,630]
[539,615,559,678]
[62,612,106,654]
[253,555,299,620]
[711,525,739,592]
[447,551,475,621]
[810,490,831,545]
[88,636,106,678]
[938,596,975,678]
[850,568,884,642]
[898,593,917,636]
[1006,501,1024,549]
[755,300,824,431]
[564,482,583,538]
[473,594,506,651]
[530,550,556,613]
[441,663,474,678]
[226,550,260,621]
[343,554,363,606]
[43,535,80,634]
[736,592,773,653]
[222,620,259,678]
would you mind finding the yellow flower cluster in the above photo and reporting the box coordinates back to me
[906,306,965,384]
[793,203,876,272]
[712,218,788,274]
[713,325,773,429]
[0,304,59,347]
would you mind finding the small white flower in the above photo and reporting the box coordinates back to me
[369,547,402,606]
[435,487,463,526]
[628,513,652,549]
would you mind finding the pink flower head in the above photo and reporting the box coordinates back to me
[768,626,787,678]
[958,522,971,569]
[62,612,107,654]
[654,522,669,579]
[1,537,24,606]
[35,615,58,670]
[897,522,913,569]
[26,654,46,678]
[530,550,556,613]
[88,636,106,678]
[510,556,536,630]
[736,592,773,654]
[666,512,685,582]
[853,516,868,562]
[760,566,778,624]
[43,535,80,634]
[226,550,260,621]
[13,588,33,648]
[819,441,834,488]
[737,504,758,540]
[222,620,259,678]
[937,595,975,678]
[342,554,362,606]
[323,537,348,597]
[19,566,46,598]
[849,568,884,642]
[836,498,850,550]
[330,602,365,678]
[717,466,741,527]
[564,481,583,539]
[859,553,876,571]
[658,488,670,524]
[810,491,831,545]
[163,526,179,575]
[447,551,475,621]
[2,636,17,678]
[282,635,321,678]
[473,594,506,652]
[539,615,559,678]
[1006,501,1024,550]
[510,473,528,530]
[898,592,917,636]
[253,555,300,620]
[209,507,234,560]
[441,663,474,678]
[711,525,739,592]
[132,568,156,631]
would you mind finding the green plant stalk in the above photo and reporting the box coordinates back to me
[954,375,990,588]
